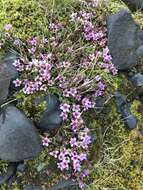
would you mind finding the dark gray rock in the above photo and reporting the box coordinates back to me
[131,73,143,87]
[50,178,79,190]
[122,0,143,11]
[107,9,143,70]
[3,53,19,95]
[0,52,19,104]
[4,53,18,81]
[36,94,62,132]
[0,106,42,162]
[124,115,138,130]
[115,92,138,130]
[0,63,10,105]
[17,161,25,172]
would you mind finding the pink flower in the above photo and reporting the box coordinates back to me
[13,79,22,87]
[13,59,24,71]
[70,137,77,147]
[95,75,101,82]
[27,37,37,46]
[57,160,69,171]
[79,153,87,161]
[82,97,95,111]
[4,24,12,31]
[49,150,59,158]
[73,160,81,172]
[60,103,70,113]
[42,137,51,147]
[79,181,85,189]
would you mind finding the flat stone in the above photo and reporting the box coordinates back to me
[131,73,143,87]
[121,0,143,11]
[107,10,143,70]
[115,92,137,130]
[0,63,10,105]
[0,106,42,162]
[36,94,62,132]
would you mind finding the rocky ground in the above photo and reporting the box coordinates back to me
[0,0,143,190]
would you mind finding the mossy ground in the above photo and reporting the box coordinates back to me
[0,0,143,189]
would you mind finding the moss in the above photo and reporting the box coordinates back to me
[87,102,143,190]
[0,0,48,39]
[108,0,128,13]
[0,0,143,189]
[133,11,143,29]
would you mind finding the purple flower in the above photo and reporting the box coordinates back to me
[70,137,77,147]
[73,160,81,172]
[13,59,24,71]
[97,81,106,91]
[4,24,12,31]
[79,153,87,161]
[14,39,21,46]
[82,97,95,111]
[42,137,51,147]
[28,47,36,54]
[72,104,81,112]
[60,103,70,113]
[79,181,85,189]
[57,61,71,68]
[13,79,22,87]
[95,75,101,82]
[49,150,59,158]
[57,160,69,171]
[27,37,37,46]
[94,90,104,97]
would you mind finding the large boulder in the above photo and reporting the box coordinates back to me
[0,106,42,162]
[107,10,143,70]
[0,63,10,105]
[36,94,62,132]
[121,0,143,12]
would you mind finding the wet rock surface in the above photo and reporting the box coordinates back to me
[107,9,143,70]
[115,92,138,130]
[36,94,62,132]
[0,106,42,162]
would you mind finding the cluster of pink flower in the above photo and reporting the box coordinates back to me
[5,3,118,189]
[71,10,118,77]
[49,128,91,189]
[13,57,54,94]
